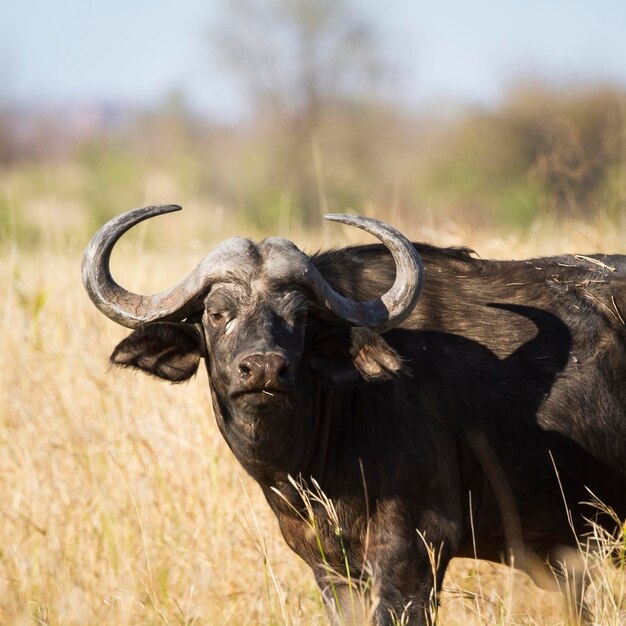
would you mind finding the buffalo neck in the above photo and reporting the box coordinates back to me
[208,379,332,488]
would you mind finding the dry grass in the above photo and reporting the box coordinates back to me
[2,208,626,625]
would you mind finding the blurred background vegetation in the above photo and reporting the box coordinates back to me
[2,4,626,622]
[1,0,625,248]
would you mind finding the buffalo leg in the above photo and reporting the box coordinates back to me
[318,578,375,626]
[370,527,457,626]
[374,564,445,626]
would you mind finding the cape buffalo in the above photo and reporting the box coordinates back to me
[82,205,626,625]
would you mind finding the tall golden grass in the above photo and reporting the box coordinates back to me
[2,206,626,625]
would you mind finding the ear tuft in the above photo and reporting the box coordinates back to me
[349,327,405,381]
[110,323,203,383]
[310,325,406,386]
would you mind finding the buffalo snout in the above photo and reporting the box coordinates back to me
[237,352,291,390]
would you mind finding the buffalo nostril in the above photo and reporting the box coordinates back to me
[265,353,289,381]
[238,361,252,377]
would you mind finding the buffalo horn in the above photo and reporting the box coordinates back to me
[310,214,423,331]
[82,206,423,333]
[81,205,255,328]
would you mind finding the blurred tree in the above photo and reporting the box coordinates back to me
[422,84,626,225]
[0,56,17,165]
[0,111,12,165]
[212,0,388,224]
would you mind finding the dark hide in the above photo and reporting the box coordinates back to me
[110,242,626,626]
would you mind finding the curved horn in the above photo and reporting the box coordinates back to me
[270,214,424,332]
[315,214,424,332]
[81,205,254,328]
[311,213,424,332]
[260,215,424,332]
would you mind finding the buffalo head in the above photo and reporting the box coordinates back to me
[81,205,424,442]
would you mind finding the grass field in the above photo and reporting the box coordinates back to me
[2,206,626,625]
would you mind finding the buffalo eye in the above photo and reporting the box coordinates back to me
[208,311,225,325]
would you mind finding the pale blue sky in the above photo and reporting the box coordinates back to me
[3,0,626,119]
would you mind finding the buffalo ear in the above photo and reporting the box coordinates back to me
[349,327,405,381]
[110,322,204,383]
[310,326,405,386]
